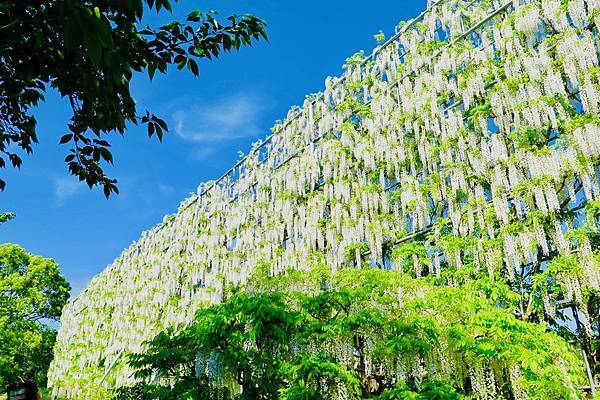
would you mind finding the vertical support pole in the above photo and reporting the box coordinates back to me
[572,304,595,394]
[583,348,596,396]
[99,349,124,384]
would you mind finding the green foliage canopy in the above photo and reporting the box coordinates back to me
[0,243,70,388]
[0,0,267,196]
[112,267,584,399]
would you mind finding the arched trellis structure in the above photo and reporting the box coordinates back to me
[49,0,600,397]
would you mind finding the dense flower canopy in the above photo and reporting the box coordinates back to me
[50,0,600,398]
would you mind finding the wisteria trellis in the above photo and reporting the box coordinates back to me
[49,0,600,397]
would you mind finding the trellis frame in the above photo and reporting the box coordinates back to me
[49,0,600,397]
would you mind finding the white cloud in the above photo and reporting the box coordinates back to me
[171,93,265,143]
[157,183,174,196]
[189,146,217,161]
[54,177,81,204]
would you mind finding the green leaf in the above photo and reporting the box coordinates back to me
[187,10,203,22]
[99,147,114,164]
[147,122,155,137]
[187,59,199,76]
[63,20,80,51]
[148,63,157,80]
[155,118,168,131]
[132,0,144,18]
[59,134,73,144]
[94,17,114,49]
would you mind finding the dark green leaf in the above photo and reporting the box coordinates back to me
[59,134,73,144]
[187,59,199,76]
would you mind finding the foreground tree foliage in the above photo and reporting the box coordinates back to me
[112,267,584,400]
[0,212,15,225]
[0,243,70,389]
[0,0,267,196]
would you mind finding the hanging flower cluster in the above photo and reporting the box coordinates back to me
[49,0,600,397]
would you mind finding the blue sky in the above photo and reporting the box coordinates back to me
[0,0,427,295]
